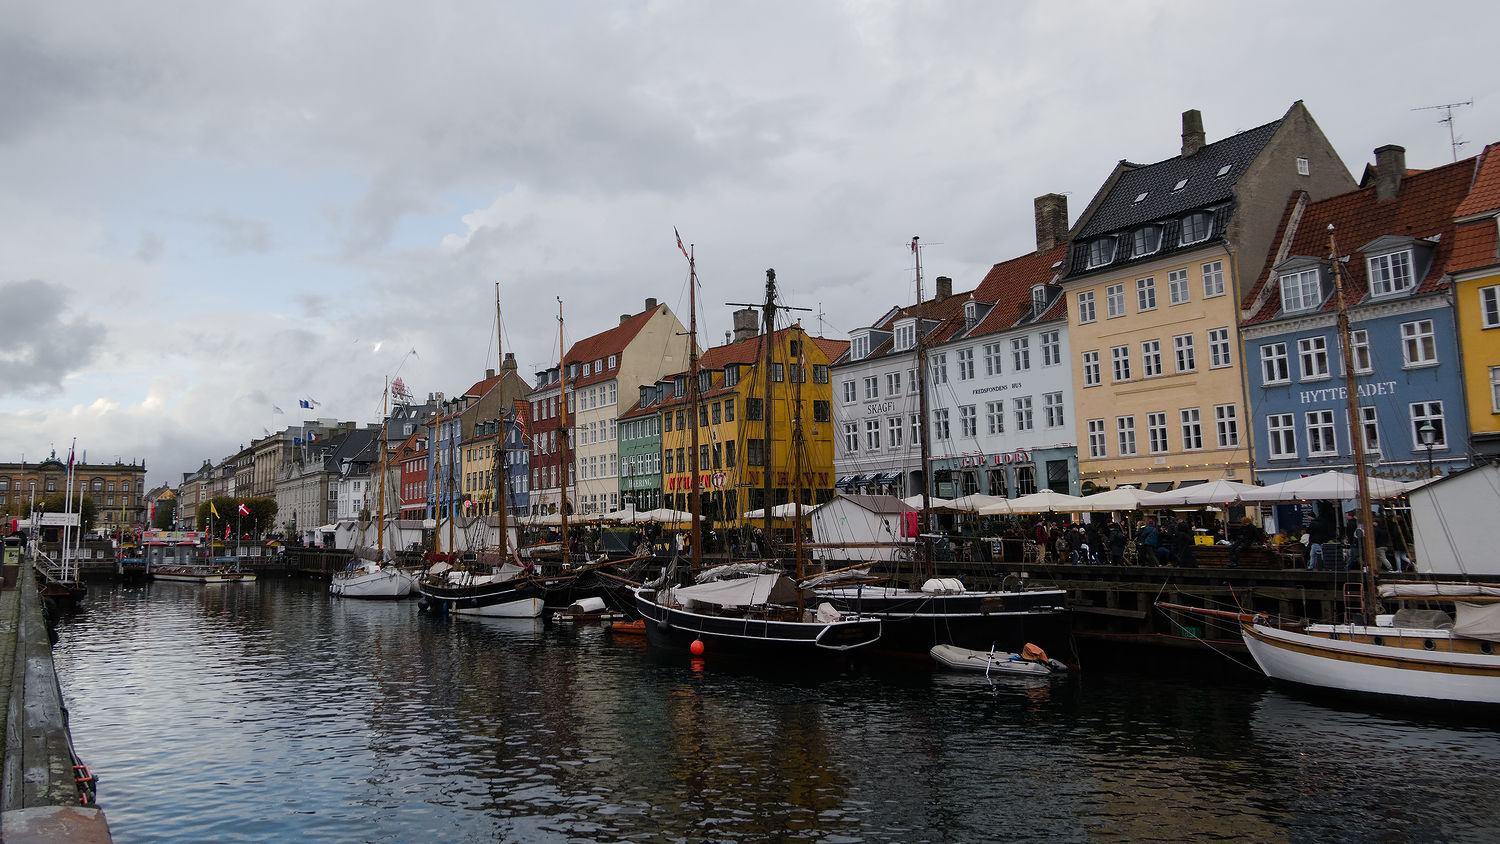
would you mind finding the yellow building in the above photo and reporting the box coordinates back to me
[459,421,503,517]
[1450,141,1500,459]
[658,315,846,528]
[1062,104,1353,491]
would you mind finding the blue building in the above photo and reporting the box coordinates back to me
[1239,146,1478,486]
[503,402,530,519]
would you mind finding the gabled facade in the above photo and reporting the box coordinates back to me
[926,195,1078,498]
[1240,146,1480,483]
[618,389,664,513]
[1062,104,1355,492]
[502,399,530,520]
[395,431,429,520]
[1447,142,1500,459]
[429,353,531,519]
[527,365,569,515]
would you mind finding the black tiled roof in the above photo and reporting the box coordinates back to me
[1074,118,1282,240]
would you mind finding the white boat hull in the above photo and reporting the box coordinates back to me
[151,566,256,584]
[1242,621,1500,705]
[929,644,1058,676]
[452,596,544,618]
[330,566,415,599]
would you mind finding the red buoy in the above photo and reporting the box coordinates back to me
[690,639,705,655]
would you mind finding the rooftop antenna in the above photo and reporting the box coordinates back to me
[1412,99,1473,162]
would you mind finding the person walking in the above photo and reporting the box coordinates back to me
[1136,517,1162,566]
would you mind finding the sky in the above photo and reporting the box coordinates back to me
[3,0,1499,489]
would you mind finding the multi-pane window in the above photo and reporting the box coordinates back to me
[1280,268,1321,312]
[1077,290,1097,323]
[983,343,1003,376]
[911,413,921,444]
[1087,238,1116,268]
[1106,283,1126,318]
[1215,404,1240,447]
[1202,261,1225,298]
[842,380,856,403]
[1044,392,1064,428]
[1015,396,1034,431]
[986,401,1005,435]
[1180,408,1203,450]
[886,371,902,395]
[1168,269,1191,305]
[1368,250,1413,297]
[1012,337,1031,371]
[1116,416,1138,456]
[959,405,977,438]
[1133,226,1161,256]
[957,348,975,380]
[1482,286,1500,328]
[1173,334,1196,373]
[1087,419,1107,458]
[1040,330,1060,366]
[1401,319,1437,366]
[1298,336,1330,380]
[894,322,916,351]
[813,364,828,383]
[865,419,881,451]
[1082,351,1101,387]
[1357,406,1381,453]
[887,417,904,448]
[1181,211,1213,244]
[1260,343,1289,384]
[1111,345,1131,382]
[1267,413,1296,458]
[930,353,948,384]
[864,376,879,399]
[1491,366,1500,412]
[1410,401,1445,448]
[1136,276,1157,311]
[933,408,950,440]
[1345,329,1373,374]
[1208,328,1232,368]
[1306,410,1337,456]
[907,369,917,393]
[1141,340,1163,377]
[1147,412,1169,453]
[813,400,830,422]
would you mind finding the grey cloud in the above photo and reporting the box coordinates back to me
[137,232,164,263]
[0,279,104,395]
[202,215,270,254]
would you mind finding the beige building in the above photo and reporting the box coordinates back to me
[0,454,148,532]
[1061,104,1354,491]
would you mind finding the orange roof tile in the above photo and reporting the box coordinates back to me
[566,304,670,389]
[1455,142,1500,218]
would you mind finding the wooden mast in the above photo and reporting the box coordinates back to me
[686,240,704,576]
[912,236,935,579]
[494,282,510,564]
[791,323,807,614]
[377,377,388,563]
[557,297,571,567]
[1327,226,1380,619]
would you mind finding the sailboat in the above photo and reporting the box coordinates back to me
[1235,229,1500,706]
[814,237,1071,660]
[331,378,416,599]
[632,249,882,656]
[417,286,545,618]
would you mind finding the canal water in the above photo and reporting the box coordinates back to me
[53,578,1500,843]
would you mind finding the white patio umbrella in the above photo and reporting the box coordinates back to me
[633,508,696,524]
[1255,470,1412,501]
[741,502,814,520]
[1148,479,1272,507]
[979,489,1086,515]
[902,495,961,513]
[947,494,1009,513]
[1071,485,1169,512]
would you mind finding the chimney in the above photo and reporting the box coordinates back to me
[732,308,759,342]
[1375,145,1406,201]
[644,297,658,311]
[501,352,517,374]
[935,276,952,301]
[620,314,630,324]
[1181,109,1206,157]
[1034,193,1069,253]
[486,368,495,379]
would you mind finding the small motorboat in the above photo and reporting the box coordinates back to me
[930,643,1067,677]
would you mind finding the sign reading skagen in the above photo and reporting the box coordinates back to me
[863,401,896,416]
[956,450,1031,468]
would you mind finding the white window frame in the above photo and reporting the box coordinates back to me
[1040,330,1061,366]
[930,353,947,384]
[1106,284,1126,318]
[1087,419,1107,458]
[843,423,858,453]
[1267,413,1297,459]
[865,419,881,451]
[1136,276,1157,312]
[1147,412,1169,454]
[887,416,904,449]
[1305,409,1338,457]
[933,408,950,440]
[1015,396,1034,432]
[1343,329,1373,375]
[842,380,856,403]
[986,401,1005,435]
[1491,366,1500,413]
[1082,350,1101,387]
[1482,286,1500,329]
[1087,238,1116,269]
[1168,269,1191,305]
[1298,336,1330,381]
[1077,290,1097,324]
[983,343,1003,377]
[1141,339,1163,378]
[1012,337,1031,371]
[1173,334,1196,373]
[1111,345,1131,382]
[1215,404,1240,448]
[886,371,902,396]
[893,320,916,351]
[1401,319,1437,367]
[1180,408,1203,451]
[957,347,975,380]
[1044,392,1065,428]
[1260,342,1289,385]
[1280,268,1321,313]
[1202,260,1226,298]
[1409,401,1446,450]
[1181,211,1213,245]
[864,376,879,400]
[1368,250,1414,297]
[1208,328,1232,369]
[1356,405,1381,454]
[959,405,977,438]
[1116,416,1137,456]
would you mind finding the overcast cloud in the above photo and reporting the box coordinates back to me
[2,0,1498,485]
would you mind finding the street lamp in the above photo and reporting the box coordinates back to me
[1419,422,1437,477]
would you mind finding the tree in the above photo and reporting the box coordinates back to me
[152,498,177,530]
[197,497,278,537]
[21,493,98,533]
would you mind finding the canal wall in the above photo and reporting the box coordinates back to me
[0,567,111,841]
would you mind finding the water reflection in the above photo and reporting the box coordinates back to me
[51,579,1500,843]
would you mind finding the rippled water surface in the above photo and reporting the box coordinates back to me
[53,579,1500,842]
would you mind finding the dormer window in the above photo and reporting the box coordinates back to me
[1279,267,1323,313]
[963,301,978,329]
[1086,237,1117,269]
[698,371,712,393]
[724,363,740,387]
[851,332,871,361]
[1132,225,1161,257]
[893,320,916,351]
[1368,250,1414,297]
[608,355,617,369]
[1181,211,1213,245]
[674,376,687,397]
[1030,285,1048,317]
[582,362,591,377]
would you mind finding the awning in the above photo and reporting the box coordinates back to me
[850,474,869,486]
[1175,479,1207,489]
[1144,481,1175,492]
[875,472,901,485]
[835,475,855,489]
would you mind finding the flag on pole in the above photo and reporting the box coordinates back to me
[299,399,311,409]
[273,405,284,414]
[238,502,250,517]
[225,525,231,540]
[675,227,689,260]
[210,501,220,519]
